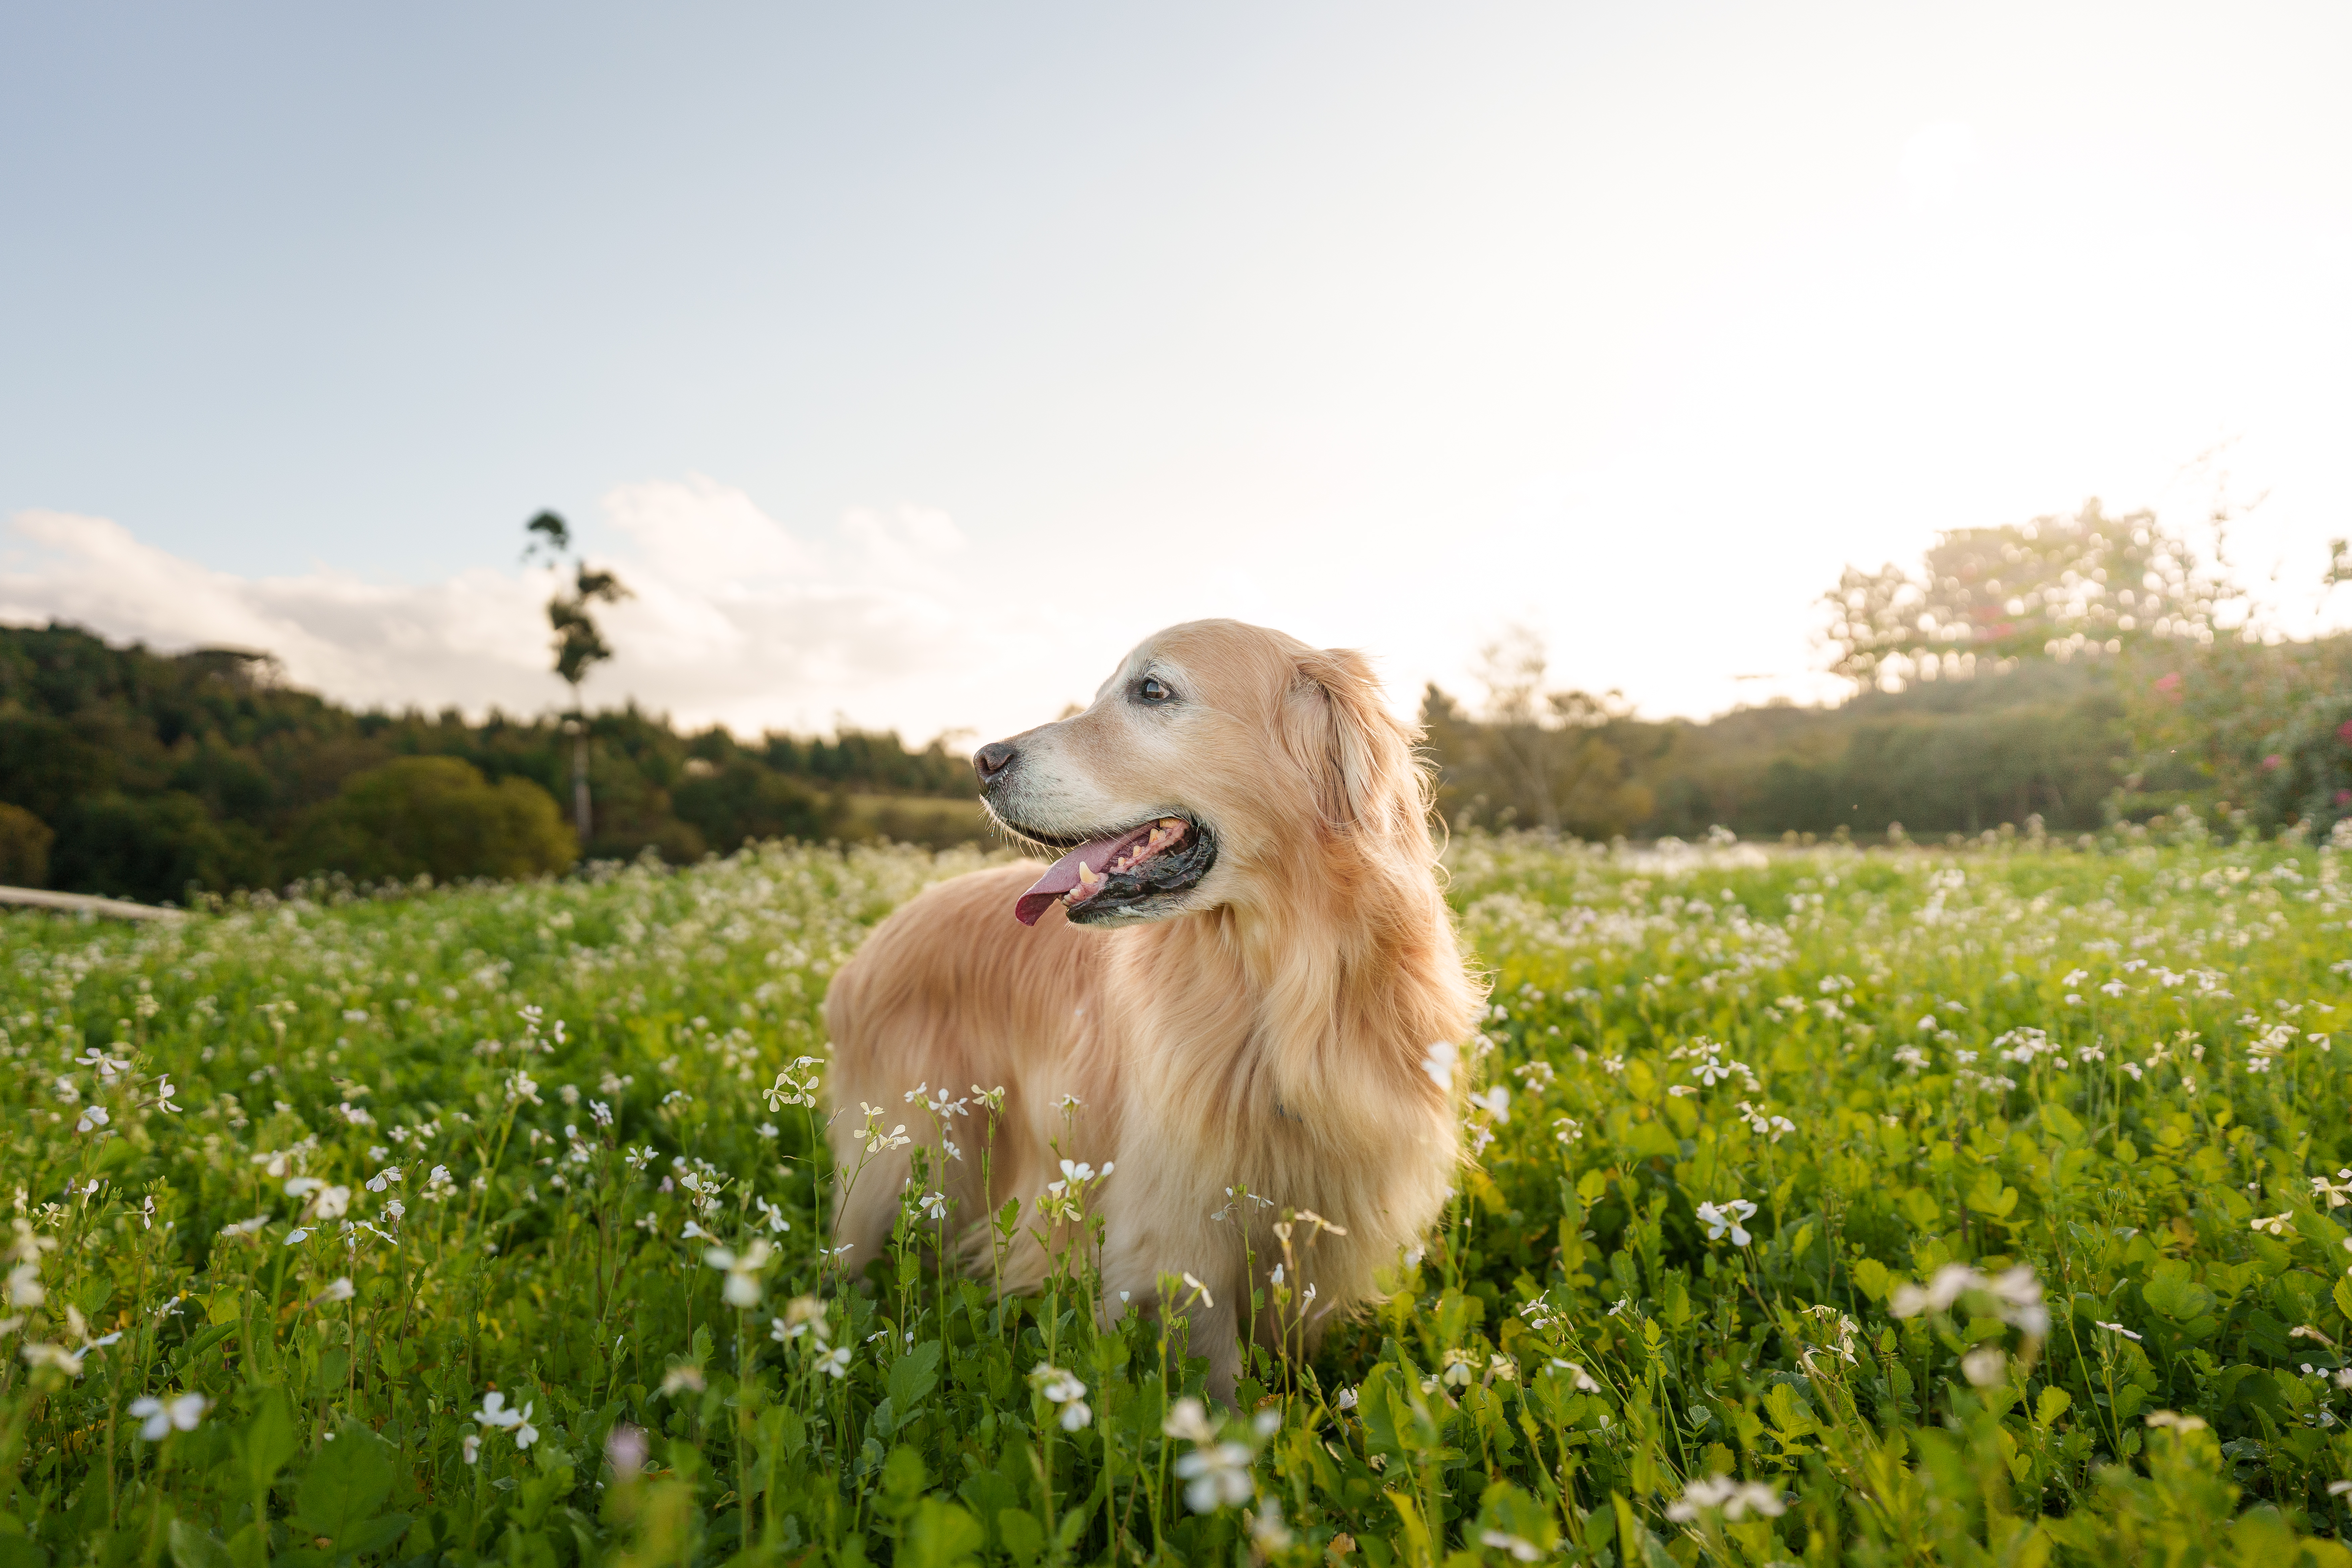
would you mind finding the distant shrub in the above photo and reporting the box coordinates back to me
[0,803,53,887]
[855,793,995,850]
[671,758,838,851]
[48,791,268,904]
[292,757,577,883]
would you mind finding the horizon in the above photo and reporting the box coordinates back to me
[5,3,2350,740]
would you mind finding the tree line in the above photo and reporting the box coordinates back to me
[1424,499,2351,847]
[0,622,975,902]
[3,497,2344,902]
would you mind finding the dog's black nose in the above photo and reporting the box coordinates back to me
[973,741,1017,785]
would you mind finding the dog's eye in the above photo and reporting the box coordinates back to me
[1137,676,1173,704]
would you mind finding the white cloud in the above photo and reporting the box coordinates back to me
[0,479,1058,745]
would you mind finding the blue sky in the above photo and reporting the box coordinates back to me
[5,3,2349,739]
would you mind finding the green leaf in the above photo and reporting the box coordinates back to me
[2294,1208,2344,1252]
[1054,1505,1090,1551]
[1850,1258,1892,1302]
[312,1346,351,1400]
[2143,1270,2215,1322]
[995,1507,1044,1567]
[956,1471,1020,1545]
[1356,1366,1410,1460]
[901,1498,984,1568]
[879,1445,928,1521]
[167,1519,236,1568]
[290,1424,395,1542]
[887,1339,942,1414]
[228,1395,298,1498]
[336,1515,410,1559]
[1610,1492,1678,1568]
[1965,1168,2021,1219]
[2036,1387,2072,1427]
[2040,1102,2085,1144]
[178,1323,237,1365]
[1765,1382,1818,1440]
[2332,1274,2352,1326]
[1624,1120,1679,1160]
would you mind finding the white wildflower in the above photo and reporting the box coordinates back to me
[1173,1439,1255,1513]
[1693,1198,1756,1246]
[129,1392,208,1441]
[473,1391,524,1428]
[704,1238,776,1308]
[1030,1363,1091,1430]
[1665,1474,1784,1522]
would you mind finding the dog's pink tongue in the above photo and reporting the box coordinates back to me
[1014,828,1151,925]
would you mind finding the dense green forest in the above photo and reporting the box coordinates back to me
[0,622,975,901]
[3,500,2345,902]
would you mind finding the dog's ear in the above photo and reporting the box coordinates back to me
[1284,647,1420,836]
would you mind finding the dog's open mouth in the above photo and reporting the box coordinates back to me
[1010,815,1217,926]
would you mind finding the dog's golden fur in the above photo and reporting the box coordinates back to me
[824,620,1481,1392]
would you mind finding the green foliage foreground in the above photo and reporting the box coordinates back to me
[5,831,2352,1566]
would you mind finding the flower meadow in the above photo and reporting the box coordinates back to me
[6,824,2352,1567]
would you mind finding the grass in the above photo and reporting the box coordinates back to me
[3,824,2352,1566]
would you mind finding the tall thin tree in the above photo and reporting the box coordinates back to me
[523,511,632,844]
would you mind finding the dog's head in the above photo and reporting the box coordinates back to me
[976,620,1432,926]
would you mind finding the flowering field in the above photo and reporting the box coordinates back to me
[5,827,2352,1566]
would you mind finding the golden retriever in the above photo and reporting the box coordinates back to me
[824,619,1480,1393]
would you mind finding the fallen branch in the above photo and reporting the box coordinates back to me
[0,885,187,922]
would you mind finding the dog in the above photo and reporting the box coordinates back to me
[824,619,1481,1393]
